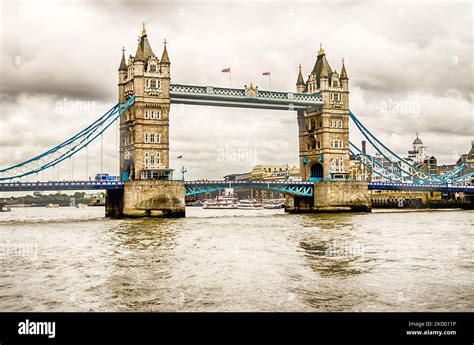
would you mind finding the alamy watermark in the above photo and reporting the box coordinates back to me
[325,240,365,258]
[55,98,96,115]
[379,98,420,118]
[0,242,38,260]
[217,145,258,164]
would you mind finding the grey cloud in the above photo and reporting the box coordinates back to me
[0,0,472,179]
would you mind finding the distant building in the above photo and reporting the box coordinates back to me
[250,165,300,181]
[423,156,438,175]
[456,140,474,174]
[437,164,457,175]
[408,133,428,164]
[222,164,300,200]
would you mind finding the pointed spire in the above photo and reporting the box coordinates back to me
[161,38,170,64]
[318,43,325,56]
[134,23,155,62]
[296,64,305,86]
[119,46,127,71]
[340,57,348,80]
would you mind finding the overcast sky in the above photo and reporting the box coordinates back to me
[0,0,472,180]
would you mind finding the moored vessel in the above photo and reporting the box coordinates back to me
[237,199,263,210]
[203,192,238,209]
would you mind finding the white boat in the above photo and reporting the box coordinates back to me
[203,194,238,209]
[237,199,263,210]
[263,199,285,209]
[76,203,88,208]
[46,203,59,208]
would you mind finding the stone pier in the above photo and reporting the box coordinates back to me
[106,180,185,218]
[285,181,371,213]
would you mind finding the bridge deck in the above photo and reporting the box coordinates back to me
[0,180,472,194]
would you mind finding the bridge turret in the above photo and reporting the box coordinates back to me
[118,47,127,103]
[159,40,170,98]
[296,64,305,93]
[340,58,348,91]
[340,59,349,110]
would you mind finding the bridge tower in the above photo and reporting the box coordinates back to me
[297,45,350,181]
[108,24,184,218]
[118,23,172,181]
[287,46,370,213]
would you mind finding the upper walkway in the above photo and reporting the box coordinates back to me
[169,84,324,110]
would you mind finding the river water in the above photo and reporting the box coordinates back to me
[0,207,472,312]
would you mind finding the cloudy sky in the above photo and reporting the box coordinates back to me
[0,0,472,181]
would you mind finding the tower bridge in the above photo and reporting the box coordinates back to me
[0,24,472,217]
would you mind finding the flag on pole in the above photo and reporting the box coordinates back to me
[262,71,271,91]
[222,67,232,87]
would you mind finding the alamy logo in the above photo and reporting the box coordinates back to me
[18,319,56,338]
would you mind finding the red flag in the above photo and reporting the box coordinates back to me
[222,67,231,73]
[262,71,270,76]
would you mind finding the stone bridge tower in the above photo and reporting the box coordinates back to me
[296,45,349,181]
[118,23,171,181]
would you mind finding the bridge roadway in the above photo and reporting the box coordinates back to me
[0,180,473,195]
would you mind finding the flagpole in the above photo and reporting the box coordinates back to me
[269,74,272,92]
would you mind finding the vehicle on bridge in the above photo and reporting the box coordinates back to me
[95,174,119,182]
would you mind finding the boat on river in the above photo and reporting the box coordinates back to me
[237,199,263,210]
[203,194,238,209]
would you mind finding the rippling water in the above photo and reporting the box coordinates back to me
[0,207,472,311]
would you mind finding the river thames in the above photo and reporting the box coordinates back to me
[0,207,472,312]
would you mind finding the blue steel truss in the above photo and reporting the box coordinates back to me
[349,111,473,185]
[170,84,323,110]
[184,180,314,197]
[0,97,135,181]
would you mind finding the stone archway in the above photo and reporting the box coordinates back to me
[310,163,323,179]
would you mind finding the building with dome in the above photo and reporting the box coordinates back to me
[408,133,428,164]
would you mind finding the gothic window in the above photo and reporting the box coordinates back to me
[144,152,160,169]
[148,79,161,89]
[331,93,341,102]
[149,64,157,72]
[144,133,160,143]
